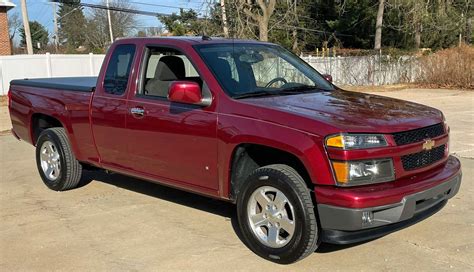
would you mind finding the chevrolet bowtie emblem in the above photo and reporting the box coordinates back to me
[422,139,435,151]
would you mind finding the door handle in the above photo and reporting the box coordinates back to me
[130,107,145,117]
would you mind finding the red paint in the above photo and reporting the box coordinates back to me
[168,81,202,104]
[7,37,459,211]
[315,155,461,208]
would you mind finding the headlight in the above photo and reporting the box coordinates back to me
[331,159,395,186]
[326,134,388,149]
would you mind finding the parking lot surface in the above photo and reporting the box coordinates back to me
[0,88,473,271]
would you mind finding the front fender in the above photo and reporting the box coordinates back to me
[217,114,335,198]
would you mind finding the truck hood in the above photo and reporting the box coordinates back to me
[242,90,443,133]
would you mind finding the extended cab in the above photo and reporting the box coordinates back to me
[8,37,461,264]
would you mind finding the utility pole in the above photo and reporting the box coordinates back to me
[220,0,229,38]
[20,0,33,54]
[51,1,59,52]
[106,0,114,43]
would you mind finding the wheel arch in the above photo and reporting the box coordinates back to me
[31,113,65,145]
[228,143,314,202]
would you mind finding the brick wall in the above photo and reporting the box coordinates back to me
[0,7,12,55]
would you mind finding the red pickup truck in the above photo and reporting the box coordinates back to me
[8,37,461,264]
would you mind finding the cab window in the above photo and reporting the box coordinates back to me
[103,44,136,95]
[141,47,202,98]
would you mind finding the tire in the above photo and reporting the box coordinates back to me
[237,164,319,264]
[35,127,82,191]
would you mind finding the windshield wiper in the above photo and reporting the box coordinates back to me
[234,90,279,99]
[234,85,331,99]
[278,85,331,94]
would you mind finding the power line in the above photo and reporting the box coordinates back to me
[128,1,196,11]
[50,0,172,17]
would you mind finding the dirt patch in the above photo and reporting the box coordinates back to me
[0,130,11,136]
[0,98,11,132]
[0,95,7,106]
[0,88,473,270]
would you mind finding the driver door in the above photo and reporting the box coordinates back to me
[125,46,219,190]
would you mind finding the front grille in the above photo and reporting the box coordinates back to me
[393,123,445,146]
[401,144,446,171]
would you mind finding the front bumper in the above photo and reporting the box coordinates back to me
[317,156,462,244]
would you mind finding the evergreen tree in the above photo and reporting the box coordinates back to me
[159,9,204,36]
[20,21,49,53]
[57,0,86,51]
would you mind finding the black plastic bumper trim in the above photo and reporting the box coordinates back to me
[321,199,447,245]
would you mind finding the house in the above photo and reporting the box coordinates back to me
[0,0,16,55]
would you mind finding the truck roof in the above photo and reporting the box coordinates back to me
[116,36,272,46]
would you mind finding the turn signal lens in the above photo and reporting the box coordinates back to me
[326,134,388,149]
[325,135,344,148]
[331,161,349,183]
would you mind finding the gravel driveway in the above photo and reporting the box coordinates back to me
[0,88,473,271]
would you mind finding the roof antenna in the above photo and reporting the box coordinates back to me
[202,35,212,41]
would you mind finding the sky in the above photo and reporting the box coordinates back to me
[8,0,209,43]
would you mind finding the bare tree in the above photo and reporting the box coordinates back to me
[412,0,426,49]
[240,0,276,41]
[85,0,137,51]
[8,13,22,41]
[385,0,429,49]
[374,0,385,50]
[291,0,299,51]
[226,1,257,39]
[220,0,229,37]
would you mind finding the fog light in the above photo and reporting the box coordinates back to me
[362,211,374,226]
[331,159,395,186]
[350,161,379,178]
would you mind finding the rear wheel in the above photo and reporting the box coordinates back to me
[35,128,82,191]
[237,164,319,264]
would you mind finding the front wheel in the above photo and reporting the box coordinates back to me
[35,128,82,191]
[237,164,319,264]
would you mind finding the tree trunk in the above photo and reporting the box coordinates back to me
[220,0,229,38]
[292,0,298,51]
[414,23,422,49]
[292,29,298,51]
[259,19,268,41]
[374,0,385,50]
[467,17,472,45]
[241,0,275,42]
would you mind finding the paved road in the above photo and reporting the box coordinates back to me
[1,89,473,271]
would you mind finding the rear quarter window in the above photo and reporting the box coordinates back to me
[103,44,136,95]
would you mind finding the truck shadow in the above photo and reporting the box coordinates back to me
[80,170,369,254]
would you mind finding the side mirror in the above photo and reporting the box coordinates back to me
[323,74,333,83]
[168,81,205,105]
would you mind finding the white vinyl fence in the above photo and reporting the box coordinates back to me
[0,53,105,95]
[302,55,419,86]
[0,53,419,95]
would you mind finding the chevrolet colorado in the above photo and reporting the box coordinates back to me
[8,37,462,264]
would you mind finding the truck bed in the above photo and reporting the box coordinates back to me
[10,77,97,92]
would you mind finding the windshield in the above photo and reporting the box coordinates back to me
[195,43,334,98]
